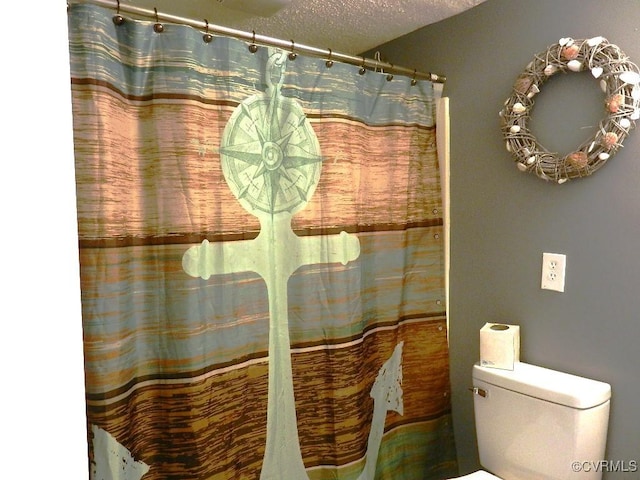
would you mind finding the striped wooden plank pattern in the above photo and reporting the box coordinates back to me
[69,4,456,479]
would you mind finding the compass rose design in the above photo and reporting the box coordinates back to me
[220,53,322,216]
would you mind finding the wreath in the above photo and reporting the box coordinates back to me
[500,37,640,183]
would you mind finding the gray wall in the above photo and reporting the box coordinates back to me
[371,0,640,476]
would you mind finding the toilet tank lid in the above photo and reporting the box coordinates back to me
[473,362,611,409]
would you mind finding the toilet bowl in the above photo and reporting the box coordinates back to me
[451,362,611,480]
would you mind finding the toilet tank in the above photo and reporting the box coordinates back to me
[472,362,611,480]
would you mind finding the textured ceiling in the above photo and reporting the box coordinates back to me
[127,0,486,54]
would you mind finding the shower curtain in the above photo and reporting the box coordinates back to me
[68,4,456,479]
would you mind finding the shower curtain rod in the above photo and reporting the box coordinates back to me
[70,0,446,84]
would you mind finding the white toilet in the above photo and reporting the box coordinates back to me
[454,361,611,480]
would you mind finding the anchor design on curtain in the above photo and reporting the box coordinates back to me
[182,49,403,479]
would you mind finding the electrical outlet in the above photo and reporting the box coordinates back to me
[541,252,566,292]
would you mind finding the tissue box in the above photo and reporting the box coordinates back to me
[480,323,520,370]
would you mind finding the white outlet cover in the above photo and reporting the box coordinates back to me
[541,252,566,292]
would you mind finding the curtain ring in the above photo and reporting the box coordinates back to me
[358,57,367,75]
[288,40,297,60]
[203,19,214,43]
[325,48,334,68]
[386,65,394,82]
[248,31,258,53]
[411,69,418,86]
[153,7,164,33]
[112,0,125,25]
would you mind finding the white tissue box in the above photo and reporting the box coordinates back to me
[480,323,520,370]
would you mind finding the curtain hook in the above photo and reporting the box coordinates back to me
[203,19,214,43]
[374,51,382,73]
[288,40,297,60]
[411,69,418,86]
[358,57,367,75]
[112,0,125,25]
[153,7,164,33]
[325,48,334,68]
[248,31,258,53]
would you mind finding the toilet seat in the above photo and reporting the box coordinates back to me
[449,470,501,480]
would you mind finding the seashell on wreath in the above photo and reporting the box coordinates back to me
[500,36,640,183]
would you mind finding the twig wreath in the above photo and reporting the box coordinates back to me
[500,37,640,183]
